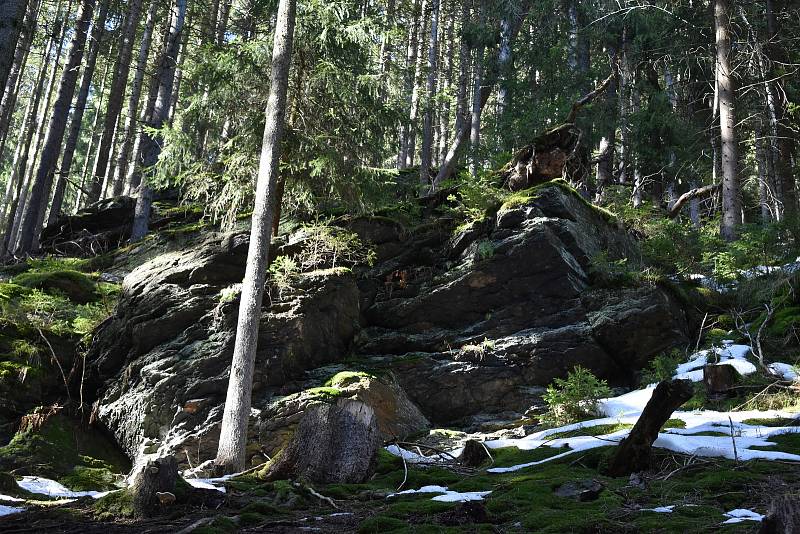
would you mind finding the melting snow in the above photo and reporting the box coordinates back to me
[16,477,114,499]
[673,344,756,382]
[769,362,799,382]
[184,473,237,493]
[0,504,24,516]
[722,508,764,524]
[0,494,24,503]
[389,485,491,502]
[641,505,675,513]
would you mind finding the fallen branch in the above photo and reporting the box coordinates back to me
[668,183,721,218]
[37,328,70,401]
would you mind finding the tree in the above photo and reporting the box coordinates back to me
[17,0,96,254]
[0,0,29,96]
[129,0,188,240]
[715,0,741,241]
[419,0,440,185]
[215,0,297,473]
[87,0,144,202]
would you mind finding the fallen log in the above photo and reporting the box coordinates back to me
[606,379,694,477]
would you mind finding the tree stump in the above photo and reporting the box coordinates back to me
[703,364,739,397]
[261,398,382,484]
[130,456,179,518]
[759,494,800,534]
[606,379,693,477]
[458,440,492,468]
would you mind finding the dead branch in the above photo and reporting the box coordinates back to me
[565,71,617,124]
[668,183,721,218]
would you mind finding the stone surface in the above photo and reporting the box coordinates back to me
[83,181,691,468]
[86,232,360,468]
[40,197,136,256]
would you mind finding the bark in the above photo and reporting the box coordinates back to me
[0,0,38,159]
[130,456,179,519]
[715,0,741,241]
[453,0,469,136]
[17,0,96,254]
[260,399,381,484]
[48,0,109,226]
[760,494,800,534]
[124,42,161,195]
[755,123,774,222]
[419,0,439,185]
[617,26,632,185]
[0,4,59,256]
[606,379,694,477]
[0,0,29,97]
[437,2,454,163]
[109,0,158,197]
[88,0,144,202]
[215,0,296,473]
[130,0,187,241]
[703,363,739,396]
[216,0,231,44]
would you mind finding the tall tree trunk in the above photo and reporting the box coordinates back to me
[216,0,232,44]
[764,0,796,221]
[397,0,421,168]
[1,2,60,256]
[47,0,109,226]
[405,0,428,168]
[437,1,454,164]
[87,0,143,202]
[124,43,161,195]
[129,0,187,241]
[617,26,632,185]
[469,0,486,180]
[17,0,95,254]
[215,0,296,474]
[453,0,469,136]
[0,0,29,97]
[594,45,617,202]
[419,0,439,185]
[109,0,157,198]
[715,0,741,240]
[0,0,38,161]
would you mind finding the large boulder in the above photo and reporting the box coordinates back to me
[354,181,690,422]
[40,197,136,256]
[86,232,360,468]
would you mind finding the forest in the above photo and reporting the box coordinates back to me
[0,0,800,532]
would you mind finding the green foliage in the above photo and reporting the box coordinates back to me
[476,239,495,261]
[541,366,613,427]
[12,270,98,304]
[268,256,300,293]
[589,251,639,287]
[640,350,684,385]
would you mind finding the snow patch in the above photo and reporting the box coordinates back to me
[722,508,764,524]
[16,477,113,499]
[769,362,799,382]
[0,494,24,503]
[389,485,491,503]
[0,504,24,516]
[641,505,675,513]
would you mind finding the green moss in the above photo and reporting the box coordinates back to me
[499,179,617,223]
[741,417,798,427]
[490,446,568,468]
[12,270,99,303]
[237,511,266,527]
[304,386,344,400]
[240,500,282,516]
[705,327,732,347]
[767,306,800,338]
[662,419,686,429]
[59,465,119,491]
[324,371,374,388]
[358,516,407,533]
[93,489,133,519]
[0,413,130,481]
[751,432,800,454]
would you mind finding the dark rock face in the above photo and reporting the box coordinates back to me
[87,232,359,467]
[354,184,689,422]
[86,181,690,468]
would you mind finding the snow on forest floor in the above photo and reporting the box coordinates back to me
[387,341,800,515]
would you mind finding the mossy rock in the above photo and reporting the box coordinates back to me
[705,328,731,347]
[93,489,134,519]
[0,411,129,482]
[12,270,98,303]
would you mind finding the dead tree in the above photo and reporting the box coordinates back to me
[130,456,179,518]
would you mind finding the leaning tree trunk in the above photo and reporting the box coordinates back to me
[17,0,96,254]
[716,0,741,241]
[129,0,187,241]
[606,379,693,477]
[0,0,29,98]
[215,0,296,473]
[87,0,143,202]
[47,0,109,226]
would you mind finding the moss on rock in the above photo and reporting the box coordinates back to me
[11,270,99,304]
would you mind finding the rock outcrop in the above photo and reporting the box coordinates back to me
[86,180,691,468]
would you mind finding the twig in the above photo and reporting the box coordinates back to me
[695,312,708,352]
[396,450,408,492]
[478,441,495,466]
[293,482,338,509]
[729,416,739,464]
[37,328,70,401]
